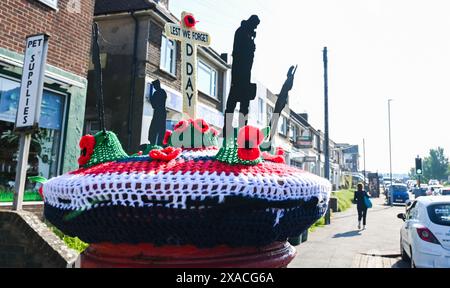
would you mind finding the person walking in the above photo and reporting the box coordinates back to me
[354,183,371,230]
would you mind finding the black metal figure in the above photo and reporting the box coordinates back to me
[223,15,260,137]
[148,79,167,146]
[265,65,298,149]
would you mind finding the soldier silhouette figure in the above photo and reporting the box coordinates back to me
[223,15,260,137]
[148,79,167,146]
[262,65,298,151]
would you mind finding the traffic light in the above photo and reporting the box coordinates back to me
[415,157,423,175]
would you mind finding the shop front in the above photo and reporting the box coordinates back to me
[0,48,88,203]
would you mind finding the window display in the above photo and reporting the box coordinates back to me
[0,76,65,202]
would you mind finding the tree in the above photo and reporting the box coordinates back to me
[423,147,449,182]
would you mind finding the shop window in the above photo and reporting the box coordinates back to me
[198,60,217,98]
[0,76,65,202]
[160,35,177,76]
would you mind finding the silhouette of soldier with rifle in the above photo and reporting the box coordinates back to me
[148,79,167,146]
[263,65,298,151]
[223,15,260,137]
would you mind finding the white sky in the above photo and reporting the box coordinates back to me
[170,0,450,175]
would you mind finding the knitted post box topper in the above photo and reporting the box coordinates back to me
[43,120,332,248]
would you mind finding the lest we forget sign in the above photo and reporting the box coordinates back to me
[15,34,49,131]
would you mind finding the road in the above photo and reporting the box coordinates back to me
[289,196,410,268]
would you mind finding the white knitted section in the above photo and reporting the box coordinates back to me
[43,169,331,211]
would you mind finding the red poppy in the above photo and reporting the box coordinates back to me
[184,14,197,28]
[262,152,286,164]
[174,120,190,133]
[237,126,264,161]
[276,147,285,156]
[38,186,44,200]
[193,118,209,133]
[149,147,182,162]
[78,135,96,166]
[163,130,173,146]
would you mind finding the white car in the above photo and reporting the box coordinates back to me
[427,185,444,196]
[398,196,450,268]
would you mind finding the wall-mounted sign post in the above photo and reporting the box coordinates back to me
[13,34,49,210]
[164,12,211,119]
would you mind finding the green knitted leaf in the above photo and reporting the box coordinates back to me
[84,131,128,167]
[215,134,262,166]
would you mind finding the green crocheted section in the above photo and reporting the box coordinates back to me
[168,127,218,149]
[85,131,128,167]
[140,144,163,155]
[215,136,262,166]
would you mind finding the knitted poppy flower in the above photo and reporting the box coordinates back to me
[174,120,190,133]
[163,130,173,146]
[78,135,96,166]
[38,186,44,200]
[262,152,286,164]
[184,14,197,28]
[193,118,209,134]
[237,126,264,161]
[276,147,285,156]
[149,147,182,162]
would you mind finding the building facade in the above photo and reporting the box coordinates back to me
[87,0,230,153]
[0,0,94,194]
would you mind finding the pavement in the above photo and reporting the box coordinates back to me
[289,196,410,268]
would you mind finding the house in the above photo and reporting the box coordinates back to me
[0,0,94,190]
[86,0,230,153]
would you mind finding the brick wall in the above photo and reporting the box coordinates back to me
[0,0,94,77]
[146,20,182,92]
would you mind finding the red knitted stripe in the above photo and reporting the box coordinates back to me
[70,159,305,177]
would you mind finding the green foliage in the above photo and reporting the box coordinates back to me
[423,147,449,182]
[0,191,42,202]
[309,189,354,233]
[50,226,89,253]
[333,189,354,212]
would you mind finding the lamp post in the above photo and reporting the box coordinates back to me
[388,99,393,206]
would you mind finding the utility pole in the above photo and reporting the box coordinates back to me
[363,138,366,188]
[388,99,393,206]
[323,47,331,225]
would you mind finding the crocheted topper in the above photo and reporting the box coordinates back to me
[163,119,219,149]
[216,125,270,165]
[78,131,128,168]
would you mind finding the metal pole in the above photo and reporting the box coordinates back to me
[324,47,331,225]
[12,133,32,211]
[388,99,393,205]
[363,138,366,188]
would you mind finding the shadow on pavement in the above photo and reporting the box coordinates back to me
[333,230,362,238]
[391,259,410,268]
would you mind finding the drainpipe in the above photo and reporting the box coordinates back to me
[128,12,140,151]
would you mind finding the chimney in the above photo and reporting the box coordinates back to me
[153,0,169,9]
[300,113,308,122]
[220,53,229,64]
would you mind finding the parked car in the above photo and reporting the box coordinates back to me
[412,187,428,198]
[429,180,440,186]
[389,184,410,205]
[438,187,450,196]
[427,185,444,196]
[398,196,450,268]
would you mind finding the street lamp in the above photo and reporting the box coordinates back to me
[388,99,393,205]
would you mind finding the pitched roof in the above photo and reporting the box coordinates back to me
[95,0,156,16]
